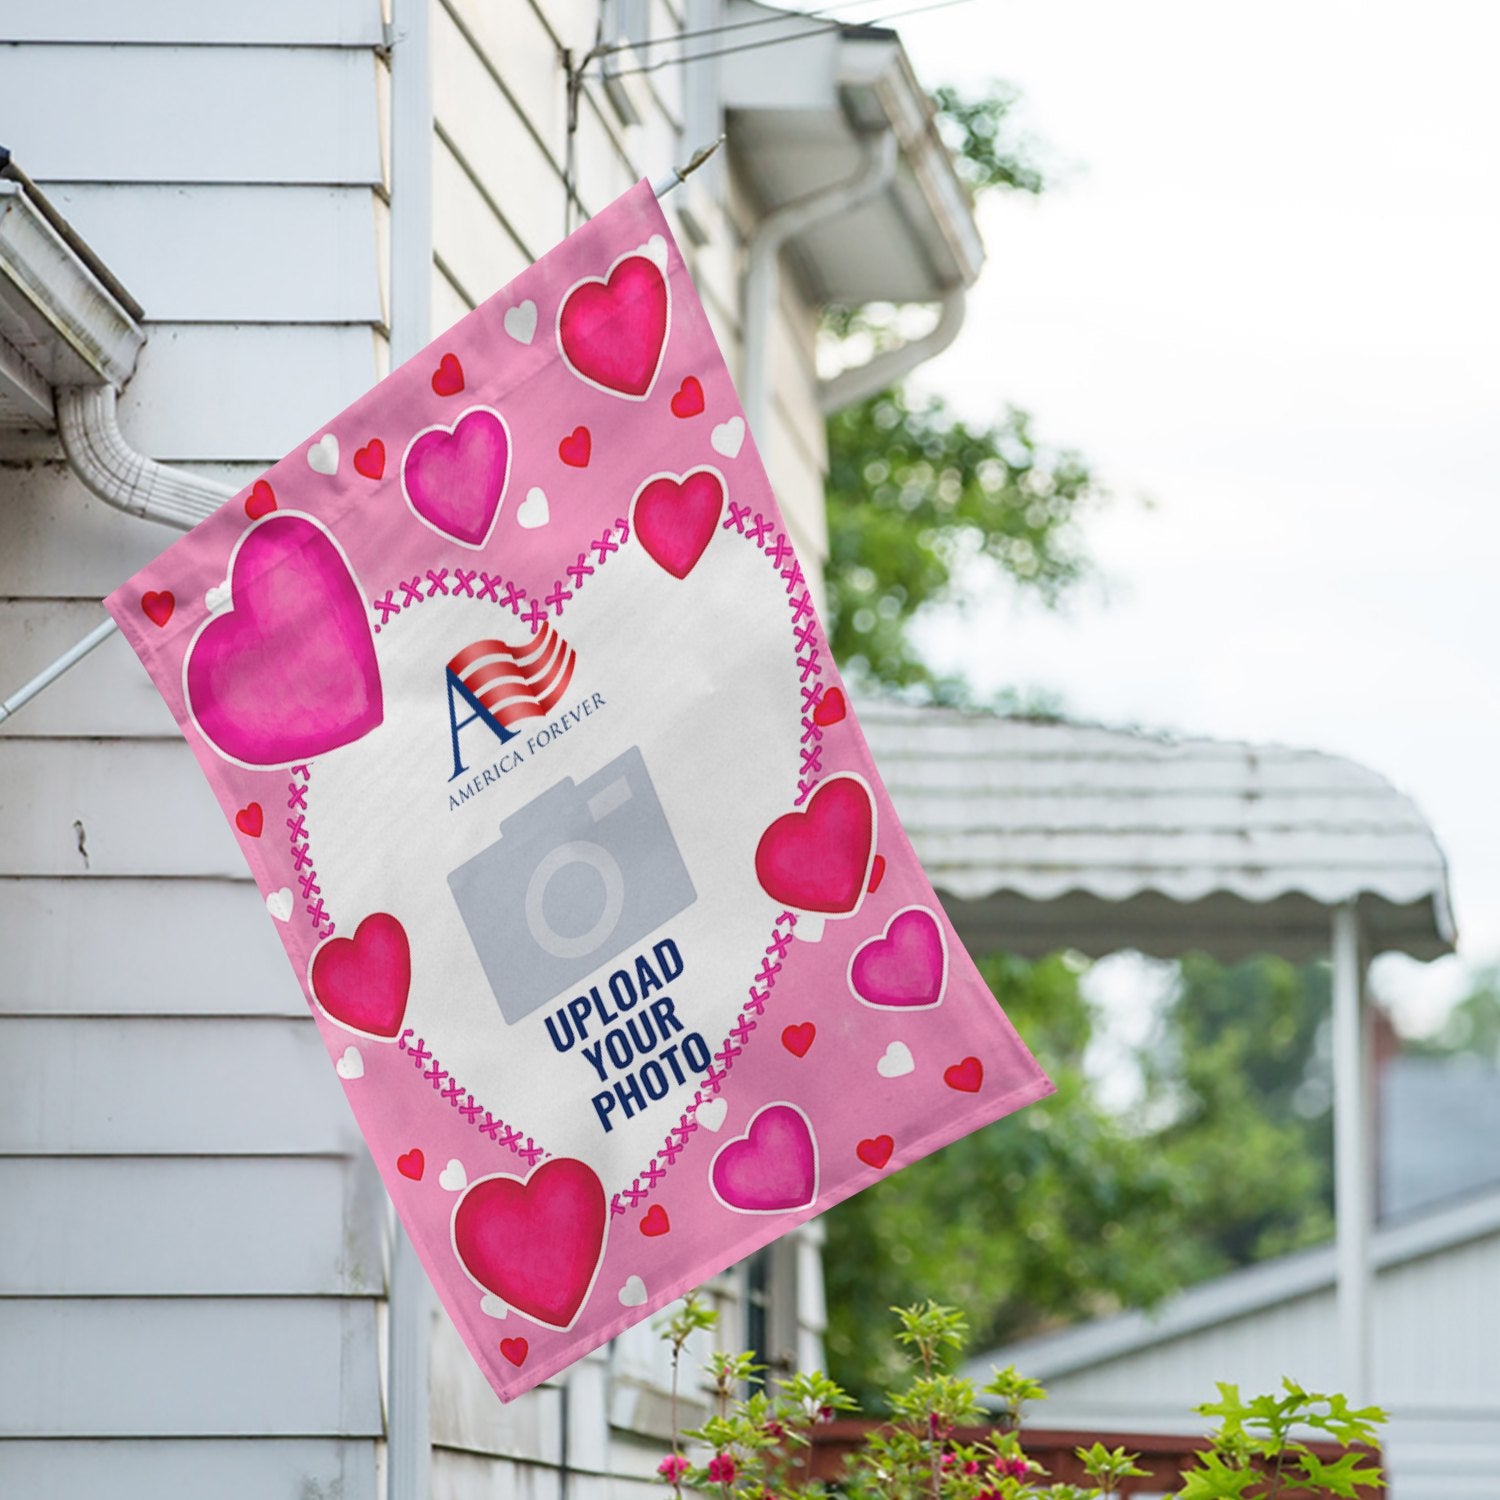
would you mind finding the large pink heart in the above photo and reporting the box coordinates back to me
[632,468,724,579]
[453,1158,607,1330]
[754,776,875,915]
[710,1103,819,1214]
[849,906,947,1009]
[402,406,511,548]
[310,912,411,1038]
[557,254,669,398]
[186,514,382,766]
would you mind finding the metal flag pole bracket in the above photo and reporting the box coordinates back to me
[0,141,725,730]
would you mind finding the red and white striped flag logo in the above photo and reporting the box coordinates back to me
[446,623,577,740]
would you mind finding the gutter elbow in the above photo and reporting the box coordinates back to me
[55,384,234,532]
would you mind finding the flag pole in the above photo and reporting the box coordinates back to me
[0,139,727,730]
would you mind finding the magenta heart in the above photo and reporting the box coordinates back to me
[311,912,411,1038]
[633,468,724,579]
[849,906,948,1010]
[186,515,382,766]
[453,1158,607,1329]
[558,254,669,398]
[710,1103,819,1214]
[402,405,510,547]
[754,776,874,915]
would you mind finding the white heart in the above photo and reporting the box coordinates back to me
[637,234,668,271]
[307,433,339,475]
[710,416,745,459]
[480,1293,508,1319]
[618,1274,648,1307]
[205,579,231,613]
[503,300,538,344]
[439,1159,468,1192]
[695,1098,728,1132]
[877,1041,915,1079]
[517,486,550,529]
[335,1045,364,1080]
[266,888,294,921]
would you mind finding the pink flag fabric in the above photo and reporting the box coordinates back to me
[105,181,1053,1401]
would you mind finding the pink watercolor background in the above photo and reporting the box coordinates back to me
[105,181,1054,1402]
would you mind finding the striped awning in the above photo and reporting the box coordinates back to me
[859,701,1455,962]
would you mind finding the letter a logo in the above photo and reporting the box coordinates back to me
[445,624,577,779]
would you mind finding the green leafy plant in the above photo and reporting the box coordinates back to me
[653,1299,1385,1500]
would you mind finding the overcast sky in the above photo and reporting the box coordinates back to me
[862,0,1500,1032]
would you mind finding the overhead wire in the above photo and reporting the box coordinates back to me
[587,0,913,61]
[595,0,975,79]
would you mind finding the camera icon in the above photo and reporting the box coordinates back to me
[448,745,697,1024]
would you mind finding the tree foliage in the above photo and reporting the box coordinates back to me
[823,955,1337,1401]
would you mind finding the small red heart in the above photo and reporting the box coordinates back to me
[813,687,846,726]
[640,1204,670,1237]
[868,855,887,893]
[500,1336,529,1367]
[857,1135,894,1169]
[397,1148,425,1180]
[559,426,591,467]
[432,352,464,396]
[944,1057,984,1093]
[141,591,175,628]
[781,1022,816,1058]
[670,376,705,418]
[353,438,385,479]
[235,802,264,838]
[244,480,276,520]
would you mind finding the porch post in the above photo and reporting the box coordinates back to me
[1330,900,1372,1401]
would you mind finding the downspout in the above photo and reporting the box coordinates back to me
[816,282,966,414]
[740,128,898,460]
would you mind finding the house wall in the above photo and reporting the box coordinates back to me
[0,2,829,1496]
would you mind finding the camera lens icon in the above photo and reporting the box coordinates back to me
[523,841,626,960]
[448,745,697,1025]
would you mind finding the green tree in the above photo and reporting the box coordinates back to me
[823,953,1338,1401]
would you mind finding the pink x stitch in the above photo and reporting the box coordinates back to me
[746,513,773,547]
[781,558,805,593]
[452,567,477,597]
[297,871,320,900]
[286,783,308,812]
[592,529,619,563]
[521,599,546,631]
[566,553,594,588]
[723,500,750,533]
[800,745,823,779]
[306,897,329,926]
[291,843,313,873]
[372,590,400,623]
[476,572,502,603]
[800,715,823,745]
[768,532,794,570]
[766,930,792,961]
[544,580,572,614]
[425,568,449,596]
[398,576,424,608]
[498,580,525,612]
[614,515,630,543]
[797,652,822,684]
[794,619,818,653]
[286,814,308,841]
[790,592,814,624]
[800,683,825,714]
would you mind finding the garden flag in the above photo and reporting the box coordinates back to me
[105,181,1053,1400]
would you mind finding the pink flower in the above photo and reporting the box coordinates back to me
[657,1454,690,1481]
[963,1459,982,1475]
[999,1455,1030,1479]
[816,1404,836,1424]
[763,1419,786,1439]
[940,1453,956,1470]
[707,1453,737,1484]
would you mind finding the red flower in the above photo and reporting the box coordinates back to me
[707,1453,737,1484]
[657,1454,690,1481]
